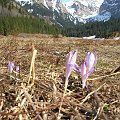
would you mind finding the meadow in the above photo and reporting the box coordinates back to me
[0,34,120,120]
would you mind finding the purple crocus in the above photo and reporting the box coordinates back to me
[81,52,97,88]
[16,66,20,72]
[65,50,80,80]
[64,50,80,93]
[8,62,15,73]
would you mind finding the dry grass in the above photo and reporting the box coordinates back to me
[0,34,120,120]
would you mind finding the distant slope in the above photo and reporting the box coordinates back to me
[0,0,61,36]
[0,0,29,16]
[16,0,78,27]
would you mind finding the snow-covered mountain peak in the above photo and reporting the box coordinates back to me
[16,0,33,6]
[63,0,105,19]
[63,0,104,7]
[16,0,120,25]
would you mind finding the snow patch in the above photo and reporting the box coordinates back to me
[52,0,60,13]
[83,35,96,39]
[63,0,105,21]
[16,0,33,6]
[27,9,33,13]
[44,0,49,9]
[113,37,120,40]
[90,12,111,22]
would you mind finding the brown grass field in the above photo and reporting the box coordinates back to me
[0,34,120,120]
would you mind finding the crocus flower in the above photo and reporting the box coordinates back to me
[64,50,80,93]
[16,66,20,72]
[81,52,97,88]
[65,50,80,80]
[8,62,15,73]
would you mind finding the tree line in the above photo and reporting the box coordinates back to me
[62,18,120,38]
[1,15,120,38]
[0,16,60,36]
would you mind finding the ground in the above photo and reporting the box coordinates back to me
[0,34,120,120]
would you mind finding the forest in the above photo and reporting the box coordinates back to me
[0,16,60,36]
[62,18,120,38]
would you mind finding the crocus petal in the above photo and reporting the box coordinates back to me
[16,66,19,72]
[8,62,15,73]
[70,50,77,64]
[73,63,80,74]
[66,50,77,65]
[85,52,97,71]
[81,61,87,76]
[80,52,97,88]
[82,75,87,88]
[65,64,74,80]
[87,67,94,76]
[81,62,88,88]
[66,63,80,80]
[65,50,78,80]
[66,51,73,64]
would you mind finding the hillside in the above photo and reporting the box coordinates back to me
[0,0,61,36]
[0,0,28,16]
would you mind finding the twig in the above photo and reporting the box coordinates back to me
[92,86,109,120]
[0,100,3,111]
[57,77,69,120]
[28,45,37,85]
[21,84,43,120]
[88,72,120,81]
[111,66,120,73]
[80,83,105,105]
[93,103,107,120]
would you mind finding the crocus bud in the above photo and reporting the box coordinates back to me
[81,52,97,88]
[85,52,97,73]
[8,62,15,73]
[16,66,20,72]
[66,50,80,80]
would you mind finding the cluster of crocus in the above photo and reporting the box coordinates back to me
[65,50,97,88]
[8,62,19,73]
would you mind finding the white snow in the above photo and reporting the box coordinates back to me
[83,35,96,39]
[44,0,49,9]
[52,0,60,13]
[81,12,98,19]
[62,0,105,22]
[63,0,104,7]
[62,0,113,23]
[16,0,33,6]
[91,12,111,22]
[113,37,120,40]
[27,9,33,13]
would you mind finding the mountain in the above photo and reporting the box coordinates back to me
[0,0,29,16]
[15,0,77,27]
[63,0,104,22]
[0,0,60,36]
[88,0,120,22]
[99,0,120,19]
[15,0,120,26]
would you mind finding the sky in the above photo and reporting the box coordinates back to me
[62,0,70,3]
